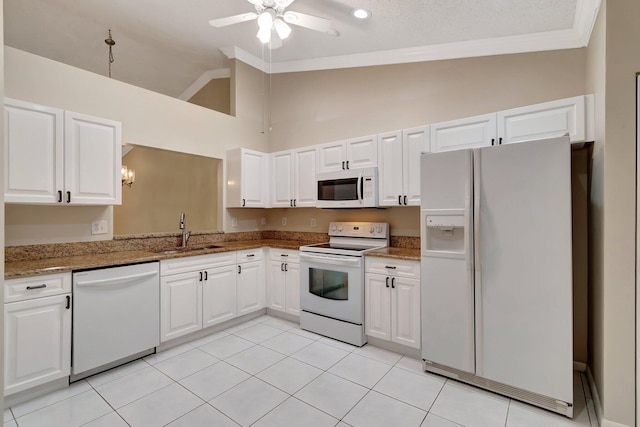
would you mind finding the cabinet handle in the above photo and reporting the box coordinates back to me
[238,265,242,274]
[290,199,293,207]
[385,266,397,269]
[281,263,284,271]
[346,160,350,169]
[342,161,345,170]
[57,191,62,203]
[199,271,203,281]
[404,195,407,205]
[391,277,395,289]
[398,195,402,205]
[281,254,289,257]
[385,277,390,288]
[26,284,47,290]
[284,263,288,272]
[499,137,503,145]
[66,295,71,309]
[294,199,297,207]
[204,271,208,281]
[66,191,71,203]
[242,199,246,207]
[491,138,495,146]
[246,254,255,258]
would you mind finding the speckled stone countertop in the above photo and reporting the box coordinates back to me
[5,239,313,280]
[366,247,421,261]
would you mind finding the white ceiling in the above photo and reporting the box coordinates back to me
[4,0,599,98]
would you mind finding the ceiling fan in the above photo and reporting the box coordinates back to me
[208,0,336,49]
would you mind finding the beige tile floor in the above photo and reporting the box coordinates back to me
[4,315,598,427]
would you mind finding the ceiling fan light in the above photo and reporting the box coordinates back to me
[257,10,274,30]
[273,19,292,39]
[257,27,271,43]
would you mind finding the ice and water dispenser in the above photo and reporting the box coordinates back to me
[422,209,467,256]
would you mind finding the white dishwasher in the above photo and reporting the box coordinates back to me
[72,262,159,377]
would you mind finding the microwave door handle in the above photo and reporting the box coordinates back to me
[358,173,363,204]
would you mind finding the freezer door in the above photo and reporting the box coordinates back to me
[474,137,573,403]
[421,149,475,373]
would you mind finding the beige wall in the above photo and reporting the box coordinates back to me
[188,78,231,115]
[114,146,221,235]
[585,0,639,425]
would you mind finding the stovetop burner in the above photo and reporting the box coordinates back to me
[299,222,389,257]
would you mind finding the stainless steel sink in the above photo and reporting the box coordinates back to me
[155,244,223,255]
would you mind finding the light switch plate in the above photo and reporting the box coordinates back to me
[281,217,287,226]
[231,217,238,227]
[310,218,316,228]
[91,220,108,235]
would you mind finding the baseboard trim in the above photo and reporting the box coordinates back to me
[574,361,587,372]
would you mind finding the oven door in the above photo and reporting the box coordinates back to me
[299,252,363,324]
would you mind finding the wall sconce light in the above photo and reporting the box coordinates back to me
[121,165,135,187]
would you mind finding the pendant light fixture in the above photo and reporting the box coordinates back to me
[104,29,116,78]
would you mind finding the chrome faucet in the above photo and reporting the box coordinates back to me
[179,212,191,247]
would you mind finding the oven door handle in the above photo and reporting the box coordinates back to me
[300,252,361,266]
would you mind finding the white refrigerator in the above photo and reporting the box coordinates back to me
[420,137,573,417]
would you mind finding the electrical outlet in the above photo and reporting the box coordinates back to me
[261,217,266,225]
[231,217,238,227]
[310,218,316,228]
[281,217,287,226]
[91,220,108,235]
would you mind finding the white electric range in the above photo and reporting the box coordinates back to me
[299,222,389,346]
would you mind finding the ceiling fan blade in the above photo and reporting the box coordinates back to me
[209,12,258,28]
[283,11,332,33]
[247,0,264,7]
[274,0,296,8]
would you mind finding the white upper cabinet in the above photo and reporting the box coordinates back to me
[378,126,430,207]
[497,95,588,144]
[430,113,497,152]
[270,146,317,208]
[430,95,592,153]
[317,135,377,173]
[4,98,122,205]
[64,111,122,205]
[226,148,269,208]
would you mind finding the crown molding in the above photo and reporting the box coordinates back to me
[178,68,231,101]
[220,1,600,75]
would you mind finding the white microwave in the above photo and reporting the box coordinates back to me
[316,167,378,208]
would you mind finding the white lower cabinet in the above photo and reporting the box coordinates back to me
[4,273,72,396]
[202,265,237,327]
[365,258,421,349]
[161,271,203,342]
[266,249,300,317]
[236,249,266,316]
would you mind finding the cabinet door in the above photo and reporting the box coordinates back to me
[285,262,301,317]
[4,294,71,395]
[497,96,586,144]
[267,261,286,312]
[377,131,404,207]
[403,125,430,206]
[241,149,268,207]
[237,261,265,316]
[431,113,496,152]
[391,277,421,349]
[346,135,377,169]
[364,274,391,341]
[317,141,346,173]
[294,147,317,207]
[160,272,202,342]
[202,265,237,328]
[64,111,122,205]
[4,99,64,204]
[271,151,295,208]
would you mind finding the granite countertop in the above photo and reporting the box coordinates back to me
[5,239,311,280]
[365,247,421,261]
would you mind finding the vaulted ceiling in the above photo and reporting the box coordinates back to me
[4,0,599,98]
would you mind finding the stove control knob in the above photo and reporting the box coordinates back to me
[369,226,375,234]
[331,224,337,232]
[377,225,383,234]
[338,225,343,232]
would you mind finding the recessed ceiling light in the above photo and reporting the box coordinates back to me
[351,8,371,20]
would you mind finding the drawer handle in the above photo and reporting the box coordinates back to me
[26,284,47,290]
[246,254,255,258]
[281,254,289,257]
[384,266,397,269]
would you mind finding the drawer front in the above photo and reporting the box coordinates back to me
[269,248,300,263]
[5,273,72,303]
[365,257,420,279]
[160,252,237,276]
[237,248,264,263]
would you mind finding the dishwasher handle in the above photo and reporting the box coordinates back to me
[75,270,158,288]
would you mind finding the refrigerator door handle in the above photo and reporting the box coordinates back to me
[473,148,483,376]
